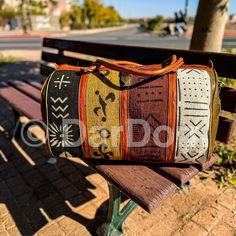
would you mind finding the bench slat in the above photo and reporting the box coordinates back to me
[158,154,218,186]
[40,64,55,77]
[220,86,236,113]
[85,162,177,212]
[0,82,42,120]
[24,80,43,90]
[8,80,41,102]
[216,116,236,143]
[43,38,236,79]
[158,165,199,186]
[42,51,92,67]
[84,153,217,212]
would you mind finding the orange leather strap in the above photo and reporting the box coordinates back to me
[96,55,184,76]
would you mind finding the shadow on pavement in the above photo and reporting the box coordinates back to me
[0,90,108,235]
[0,61,43,82]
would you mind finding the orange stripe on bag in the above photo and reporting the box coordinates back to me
[120,90,129,160]
[166,73,177,162]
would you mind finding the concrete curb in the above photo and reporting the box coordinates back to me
[0,24,137,39]
[67,24,137,35]
[0,33,66,39]
[185,31,236,37]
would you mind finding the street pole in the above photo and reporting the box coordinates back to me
[185,0,188,19]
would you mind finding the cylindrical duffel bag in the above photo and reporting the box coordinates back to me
[41,55,220,164]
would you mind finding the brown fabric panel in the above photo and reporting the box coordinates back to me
[166,73,177,162]
[127,74,169,162]
[208,69,220,160]
[180,64,213,71]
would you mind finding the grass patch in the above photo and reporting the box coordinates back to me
[214,139,236,189]
[0,53,19,64]
[215,75,236,188]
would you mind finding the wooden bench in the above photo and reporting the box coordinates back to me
[0,38,235,236]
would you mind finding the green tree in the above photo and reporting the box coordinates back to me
[84,0,121,28]
[70,4,84,29]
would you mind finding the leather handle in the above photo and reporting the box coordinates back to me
[95,55,184,76]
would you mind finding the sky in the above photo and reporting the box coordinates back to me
[101,0,236,18]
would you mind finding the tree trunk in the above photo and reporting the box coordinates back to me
[21,0,31,34]
[190,0,229,52]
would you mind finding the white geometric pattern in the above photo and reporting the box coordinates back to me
[175,68,211,163]
[49,123,73,148]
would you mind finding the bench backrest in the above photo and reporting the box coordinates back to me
[41,38,236,144]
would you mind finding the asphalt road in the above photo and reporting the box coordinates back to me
[0,26,235,50]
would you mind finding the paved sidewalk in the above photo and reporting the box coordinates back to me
[0,62,235,235]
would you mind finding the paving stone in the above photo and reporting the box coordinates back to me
[25,211,48,232]
[67,226,91,236]
[74,163,95,177]
[15,163,33,174]
[54,159,68,168]
[67,171,85,184]
[76,202,99,220]
[37,223,63,236]
[59,185,80,199]
[8,184,31,198]
[0,162,14,172]
[40,193,64,208]
[216,193,236,210]
[223,188,236,199]
[0,184,12,202]
[73,180,94,193]
[85,173,106,186]
[0,226,4,233]
[0,214,16,230]
[0,167,20,181]
[210,222,235,236]
[6,226,21,236]
[221,210,236,228]
[174,221,208,236]
[43,201,72,220]
[22,169,47,188]
[5,176,27,189]
[0,196,21,216]
[15,192,37,208]
[192,206,226,232]
[0,200,34,235]
[66,194,89,210]
[59,164,77,176]
[84,186,107,202]
[51,178,71,190]
[0,231,9,236]
[38,165,61,181]
[57,216,81,235]
[33,184,56,200]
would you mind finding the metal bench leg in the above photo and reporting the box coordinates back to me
[11,110,21,139]
[97,183,137,236]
